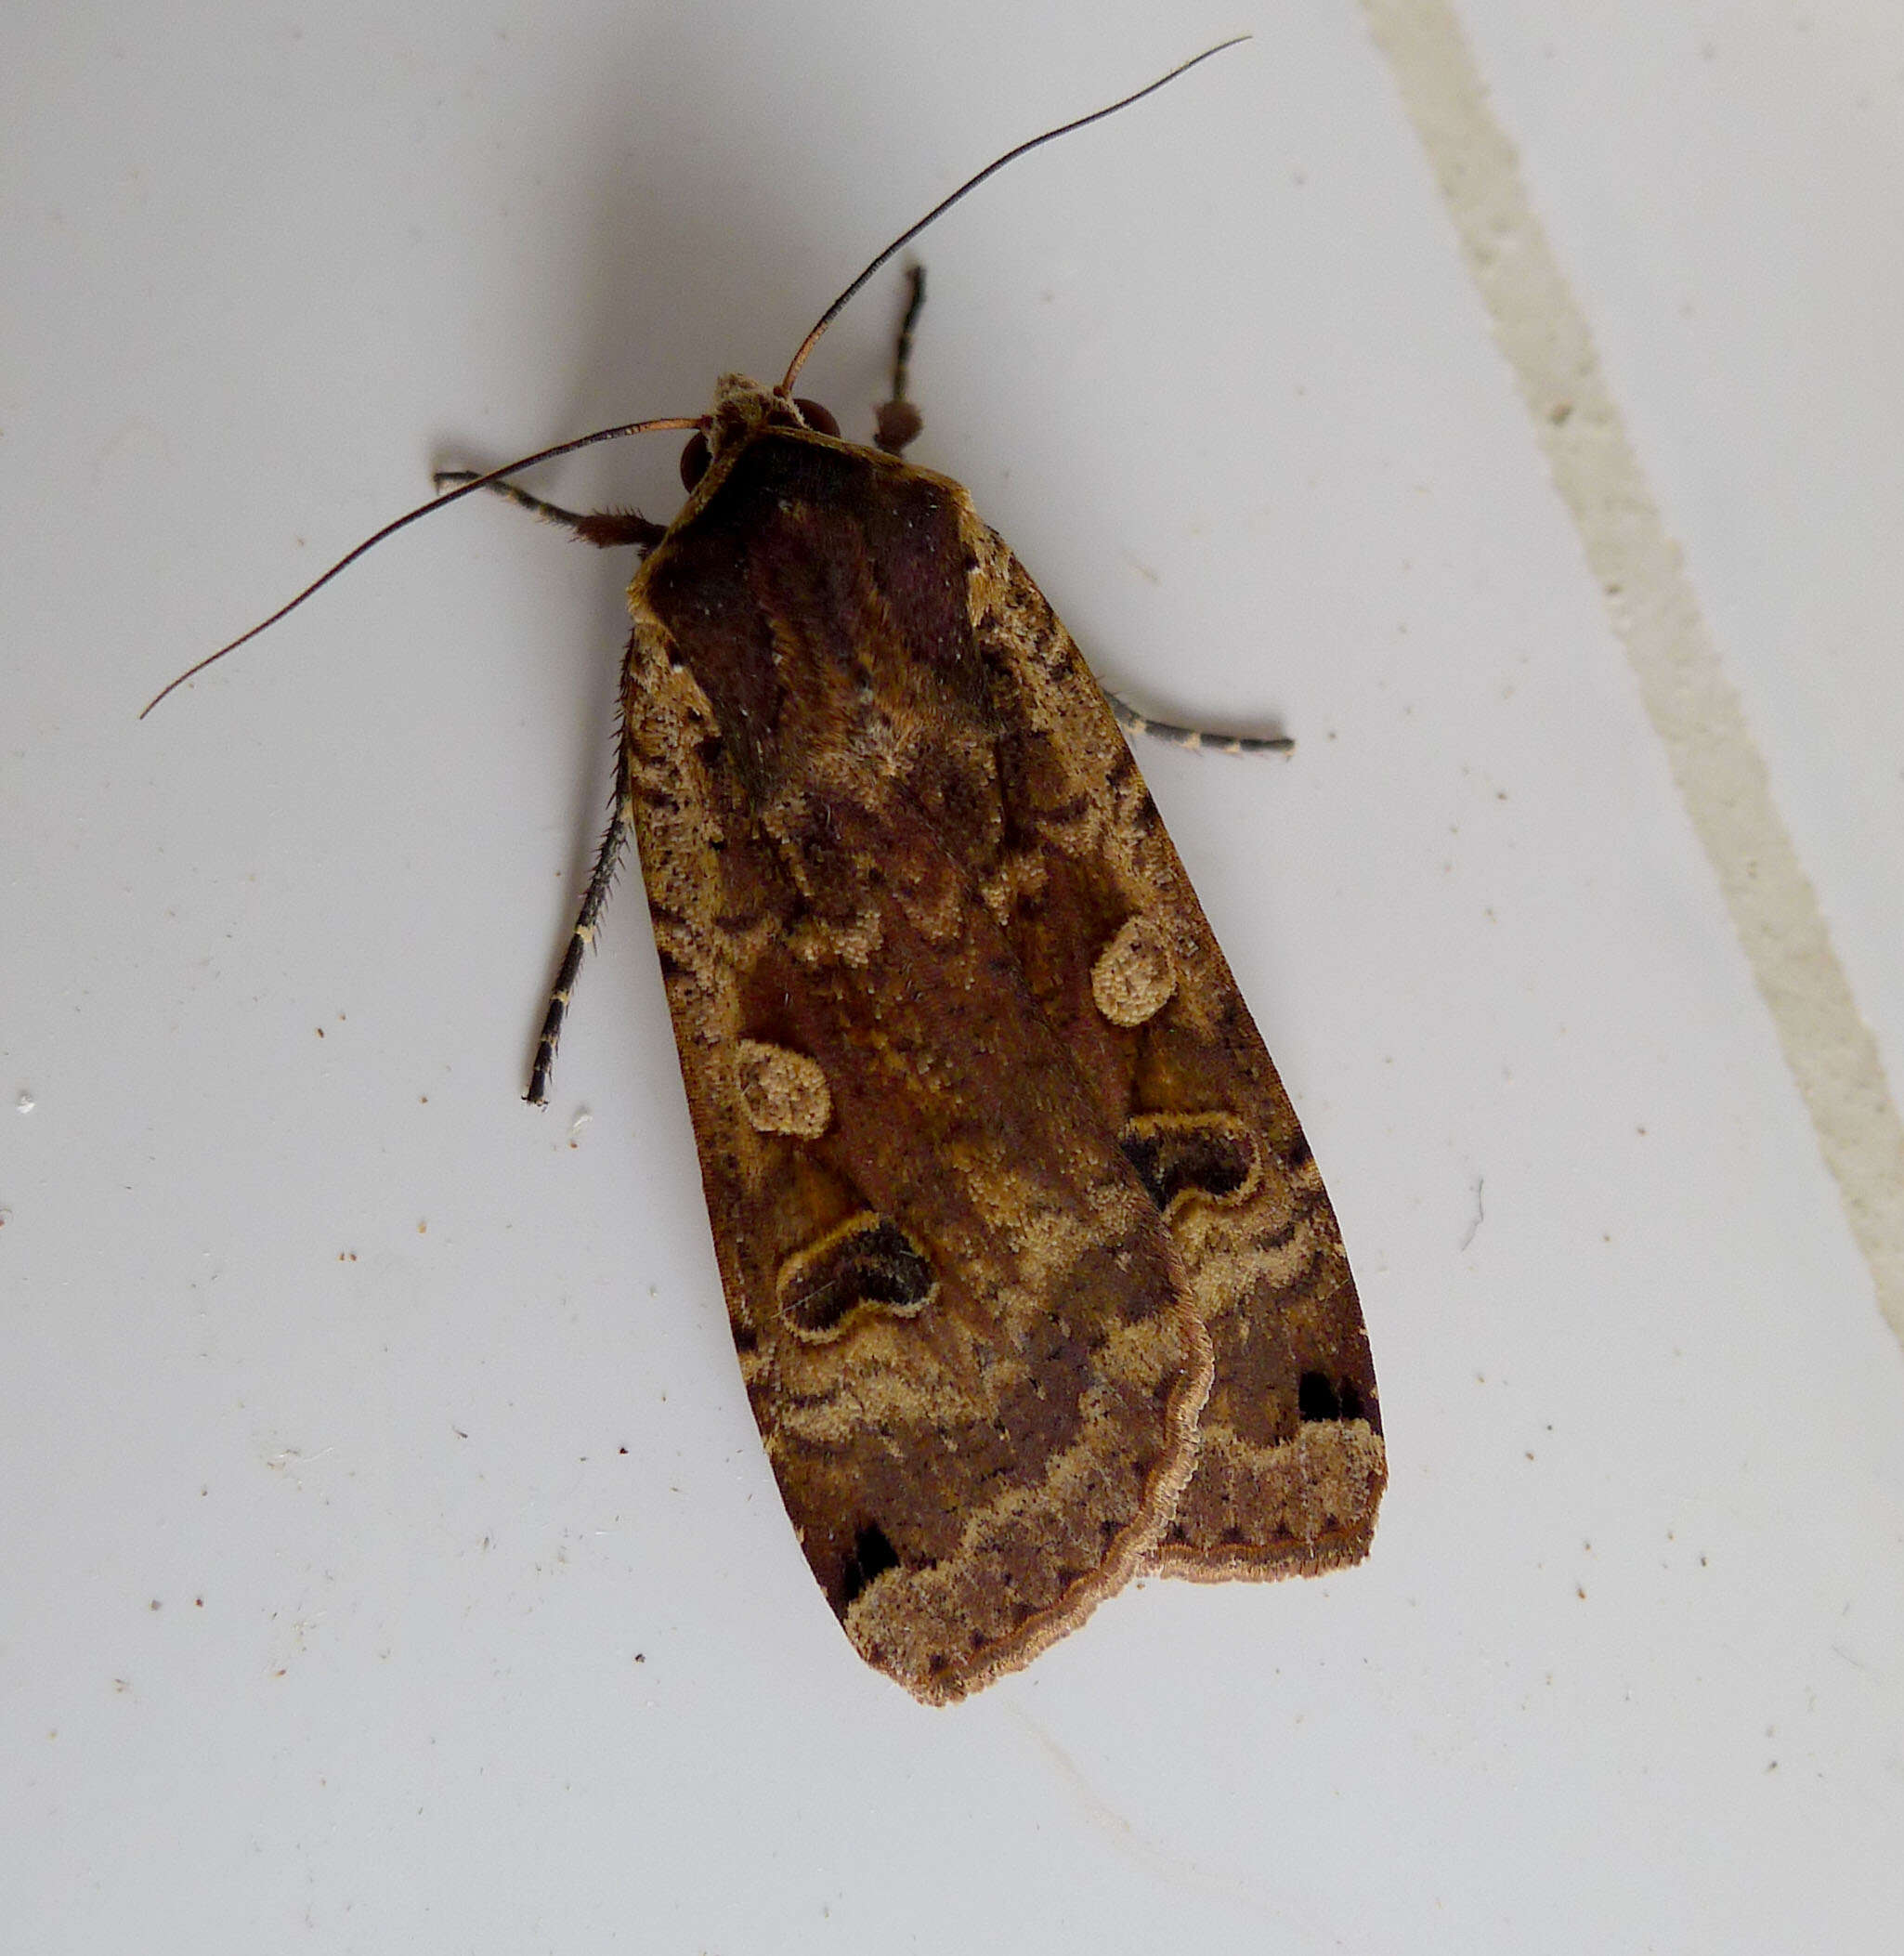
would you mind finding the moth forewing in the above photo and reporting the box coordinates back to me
[616,382,1217,1702]
[957,505,1385,1589]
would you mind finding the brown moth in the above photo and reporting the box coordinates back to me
[149,43,1383,1703]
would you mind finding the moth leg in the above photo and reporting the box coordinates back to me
[1104,687,1295,756]
[525,742,633,1106]
[873,263,927,455]
[432,470,665,551]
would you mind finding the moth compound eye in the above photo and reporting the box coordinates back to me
[678,431,711,491]
[793,398,841,437]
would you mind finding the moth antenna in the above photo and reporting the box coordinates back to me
[141,414,700,718]
[778,34,1250,397]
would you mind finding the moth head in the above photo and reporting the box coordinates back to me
[680,376,842,490]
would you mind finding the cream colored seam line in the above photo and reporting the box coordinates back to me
[1362,0,1904,1343]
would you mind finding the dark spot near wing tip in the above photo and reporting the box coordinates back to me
[1298,1373,1363,1423]
[1287,1130,1313,1169]
[839,1521,901,1610]
[1298,1372,1339,1420]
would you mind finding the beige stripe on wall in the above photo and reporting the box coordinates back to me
[1362,0,1904,1344]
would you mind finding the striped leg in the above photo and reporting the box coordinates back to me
[525,739,634,1106]
[1104,687,1295,756]
[433,466,659,1102]
[873,264,927,455]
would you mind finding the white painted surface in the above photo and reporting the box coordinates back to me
[1456,0,1904,1105]
[4,3,1899,1950]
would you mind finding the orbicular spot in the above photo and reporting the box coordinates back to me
[736,1038,831,1139]
[1298,1372,1365,1424]
[777,1212,936,1342]
[1119,1111,1261,1215]
[1090,915,1177,1027]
